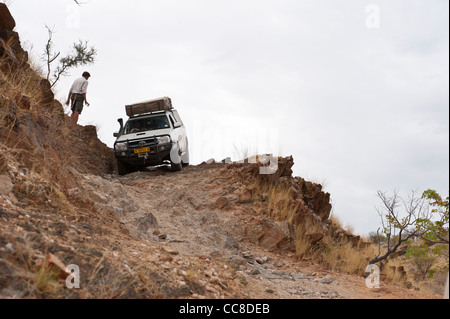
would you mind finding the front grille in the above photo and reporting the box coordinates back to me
[128,138,157,148]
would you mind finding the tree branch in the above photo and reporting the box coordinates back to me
[370,189,429,265]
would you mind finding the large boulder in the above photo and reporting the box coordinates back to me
[0,5,28,64]
[293,176,332,221]
[257,220,293,251]
[0,4,15,31]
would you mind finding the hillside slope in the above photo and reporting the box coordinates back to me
[0,4,442,299]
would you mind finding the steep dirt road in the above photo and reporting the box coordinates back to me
[74,163,441,299]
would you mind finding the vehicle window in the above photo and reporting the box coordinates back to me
[168,114,176,127]
[124,115,170,134]
[172,110,183,124]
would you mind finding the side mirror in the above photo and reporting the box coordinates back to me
[113,132,119,137]
[174,122,182,128]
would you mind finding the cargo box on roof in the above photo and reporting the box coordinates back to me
[125,96,172,117]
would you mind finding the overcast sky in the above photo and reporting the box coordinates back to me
[7,0,449,235]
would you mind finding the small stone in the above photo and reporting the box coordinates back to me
[249,269,261,276]
[0,175,13,195]
[210,250,222,258]
[161,246,179,255]
[255,256,269,264]
[8,193,18,204]
[216,196,229,209]
[44,253,71,279]
[205,285,218,294]
[68,188,81,197]
[5,243,14,254]
[265,288,274,294]
[160,255,173,262]
[238,190,252,203]
[319,276,339,285]
[158,233,167,240]
[178,270,187,277]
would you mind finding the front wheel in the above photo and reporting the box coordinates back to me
[117,159,132,175]
[170,142,183,172]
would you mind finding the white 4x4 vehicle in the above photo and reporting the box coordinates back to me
[113,97,189,175]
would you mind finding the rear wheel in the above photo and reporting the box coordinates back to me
[171,160,182,172]
[181,141,189,167]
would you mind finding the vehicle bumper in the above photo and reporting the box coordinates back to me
[115,144,172,166]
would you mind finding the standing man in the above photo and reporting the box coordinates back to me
[66,71,91,130]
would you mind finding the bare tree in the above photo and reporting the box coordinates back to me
[43,26,96,88]
[44,25,60,84]
[369,189,429,264]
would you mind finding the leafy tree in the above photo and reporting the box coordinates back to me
[405,190,449,276]
[43,25,96,88]
[370,189,449,266]
[418,189,449,245]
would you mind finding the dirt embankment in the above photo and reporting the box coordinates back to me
[0,4,444,299]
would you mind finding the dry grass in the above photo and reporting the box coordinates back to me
[383,260,408,286]
[26,265,61,296]
[0,50,80,209]
[1,63,45,108]
[251,176,378,276]
[294,216,377,276]
[252,176,301,224]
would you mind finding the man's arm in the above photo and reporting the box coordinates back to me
[83,93,90,106]
[65,90,72,105]
[82,80,89,106]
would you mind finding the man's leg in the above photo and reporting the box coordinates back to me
[70,111,79,130]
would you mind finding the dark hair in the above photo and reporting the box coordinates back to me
[82,71,91,78]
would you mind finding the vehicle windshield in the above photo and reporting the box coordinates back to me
[123,115,170,134]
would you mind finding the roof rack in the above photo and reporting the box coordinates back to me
[125,96,172,117]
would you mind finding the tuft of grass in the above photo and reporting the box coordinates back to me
[252,175,301,224]
[27,265,61,296]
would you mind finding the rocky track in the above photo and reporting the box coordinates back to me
[70,163,441,299]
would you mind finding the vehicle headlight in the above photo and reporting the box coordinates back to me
[157,136,171,144]
[115,142,127,152]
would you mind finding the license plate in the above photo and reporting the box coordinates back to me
[134,147,150,154]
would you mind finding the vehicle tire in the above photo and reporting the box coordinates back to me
[182,149,189,167]
[171,160,182,172]
[117,159,132,175]
[181,140,189,167]
[170,142,182,172]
